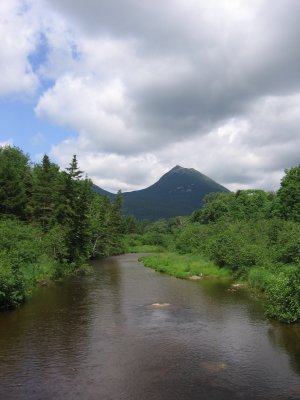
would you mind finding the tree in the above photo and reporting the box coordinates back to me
[66,155,83,180]
[31,154,60,230]
[0,146,32,219]
[107,190,125,253]
[277,165,300,222]
[88,194,111,257]
[65,156,92,262]
[232,190,275,220]
[54,156,92,263]
[195,192,234,223]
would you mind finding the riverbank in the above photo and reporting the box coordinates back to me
[139,252,300,323]
[139,252,231,279]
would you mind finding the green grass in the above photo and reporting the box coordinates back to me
[139,252,230,279]
[247,267,275,293]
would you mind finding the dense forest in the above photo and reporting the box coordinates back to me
[0,146,124,309]
[126,165,300,323]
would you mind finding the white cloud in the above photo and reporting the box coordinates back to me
[2,0,300,192]
[0,0,39,97]
[0,139,13,148]
[51,141,166,192]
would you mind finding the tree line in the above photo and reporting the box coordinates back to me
[0,146,124,309]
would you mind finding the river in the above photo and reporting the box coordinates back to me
[0,254,300,399]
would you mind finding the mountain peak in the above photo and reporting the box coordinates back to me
[170,165,184,172]
[94,165,229,220]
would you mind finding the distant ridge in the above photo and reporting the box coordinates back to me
[93,165,229,220]
[92,184,115,200]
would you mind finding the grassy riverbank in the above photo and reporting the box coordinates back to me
[140,253,231,279]
[139,251,300,323]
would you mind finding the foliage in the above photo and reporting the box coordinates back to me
[0,251,26,309]
[0,146,126,309]
[123,233,163,253]
[88,192,125,257]
[0,146,31,219]
[193,190,276,224]
[30,154,60,229]
[277,165,300,222]
[265,266,300,323]
[175,222,221,255]
[248,267,273,292]
[0,219,57,309]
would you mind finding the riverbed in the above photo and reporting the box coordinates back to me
[0,254,300,399]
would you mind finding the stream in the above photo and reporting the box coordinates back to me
[0,254,300,399]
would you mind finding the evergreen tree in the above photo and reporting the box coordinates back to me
[0,146,32,219]
[55,155,92,263]
[66,155,83,180]
[31,155,60,230]
[88,193,111,257]
[107,190,124,254]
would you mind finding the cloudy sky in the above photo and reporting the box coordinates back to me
[1,0,300,192]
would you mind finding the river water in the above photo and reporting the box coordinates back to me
[1,254,300,399]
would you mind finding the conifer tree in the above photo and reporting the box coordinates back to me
[56,155,92,263]
[0,146,32,219]
[31,154,60,230]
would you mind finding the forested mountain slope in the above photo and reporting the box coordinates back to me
[94,165,229,220]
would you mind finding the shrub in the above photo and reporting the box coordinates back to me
[0,251,26,309]
[266,266,300,323]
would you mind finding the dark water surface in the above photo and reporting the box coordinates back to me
[1,254,300,399]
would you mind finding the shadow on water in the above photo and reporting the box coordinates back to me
[268,321,300,375]
[0,259,122,399]
[200,277,300,381]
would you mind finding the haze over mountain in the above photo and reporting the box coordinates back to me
[94,166,229,220]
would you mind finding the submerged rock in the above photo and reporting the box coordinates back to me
[232,283,243,288]
[200,361,227,374]
[228,283,244,291]
[150,302,171,308]
[188,275,203,280]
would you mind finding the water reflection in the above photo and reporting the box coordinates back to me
[0,254,299,400]
[268,322,300,375]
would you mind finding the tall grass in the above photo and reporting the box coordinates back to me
[140,253,230,279]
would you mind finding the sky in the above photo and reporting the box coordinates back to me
[1,0,300,193]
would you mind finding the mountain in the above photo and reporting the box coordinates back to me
[94,165,229,220]
[92,184,115,200]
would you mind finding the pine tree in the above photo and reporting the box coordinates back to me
[88,193,111,257]
[31,154,60,230]
[55,155,92,263]
[108,190,124,254]
[0,146,32,219]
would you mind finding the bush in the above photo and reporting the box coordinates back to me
[266,266,300,323]
[175,223,215,255]
[248,268,273,292]
[274,222,300,264]
[0,251,26,308]
[0,219,61,309]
